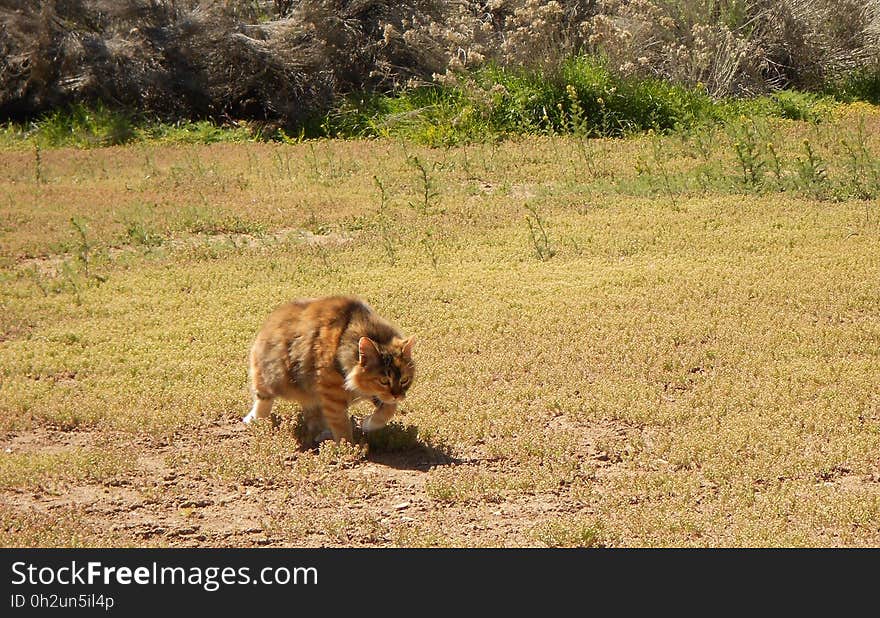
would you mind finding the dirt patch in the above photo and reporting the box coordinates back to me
[0,417,627,547]
[2,427,102,455]
[16,227,355,277]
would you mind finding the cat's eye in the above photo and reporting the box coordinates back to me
[379,377,390,386]
[401,378,410,386]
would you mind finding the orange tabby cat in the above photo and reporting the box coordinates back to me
[243,296,415,443]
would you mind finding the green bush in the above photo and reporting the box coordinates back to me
[136,120,255,144]
[769,90,832,122]
[327,56,719,145]
[826,65,880,104]
[27,104,135,148]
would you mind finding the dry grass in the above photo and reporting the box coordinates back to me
[2,106,880,546]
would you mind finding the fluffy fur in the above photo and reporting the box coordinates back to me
[243,296,415,443]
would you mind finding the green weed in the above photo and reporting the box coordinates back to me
[793,139,828,199]
[524,203,555,261]
[530,518,603,548]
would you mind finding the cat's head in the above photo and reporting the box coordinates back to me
[345,336,415,404]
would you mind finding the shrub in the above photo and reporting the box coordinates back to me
[329,56,717,144]
[826,64,880,104]
[0,0,450,127]
[2,0,878,132]
[24,103,134,147]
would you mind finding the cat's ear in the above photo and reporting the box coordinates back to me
[358,337,380,366]
[401,336,416,359]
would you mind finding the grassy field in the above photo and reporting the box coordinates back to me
[2,105,880,547]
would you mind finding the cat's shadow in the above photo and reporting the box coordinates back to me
[365,425,463,472]
[288,415,461,471]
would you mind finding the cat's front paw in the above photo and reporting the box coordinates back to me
[242,410,256,424]
[361,414,386,433]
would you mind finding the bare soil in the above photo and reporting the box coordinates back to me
[1,418,627,547]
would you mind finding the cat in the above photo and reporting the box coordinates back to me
[243,296,415,444]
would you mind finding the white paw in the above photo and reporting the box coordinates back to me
[361,414,385,433]
[242,411,256,424]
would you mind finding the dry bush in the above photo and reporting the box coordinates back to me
[1,0,878,125]
[0,1,195,118]
[760,0,880,90]
[418,0,880,97]
[0,0,451,124]
[575,0,880,96]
